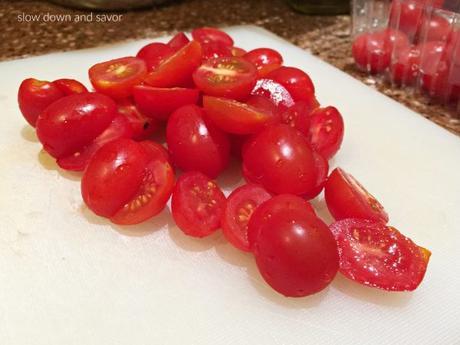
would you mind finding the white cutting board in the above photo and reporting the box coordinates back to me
[0,25,459,345]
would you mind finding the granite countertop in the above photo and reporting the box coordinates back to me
[1,0,459,135]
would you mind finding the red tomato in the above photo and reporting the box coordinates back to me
[389,0,424,39]
[231,46,247,57]
[82,138,174,225]
[193,56,257,101]
[325,168,389,223]
[229,134,250,159]
[167,32,190,51]
[203,95,279,135]
[390,45,421,85]
[266,66,315,102]
[307,106,344,160]
[117,98,159,140]
[52,78,88,95]
[192,27,234,47]
[303,152,329,200]
[144,40,202,87]
[242,124,318,195]
[89,57,147,100]
[249,194,339,297]
[166,104,230,178]
[171,171,226,237]
[250,78,295,112]
[244,48,283,77]
[420,14,451,42]
[201,42,232,61]
[421,59,460,101]
[330,218,431,291]
[36,93,118,159]
[419,40,447,76]
[18,78,65,127]
[281,99,319,133]
[136,42,174,71]
[221,184,272,252]
[133,85,200,121]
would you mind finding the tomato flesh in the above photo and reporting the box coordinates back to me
[192,27,234,47]
[231,47,247,57]
[136,42,174,71]
[171,171,226,237]
[281,99,319,134]
[244,48,283,77]
[117,98,159,140]
[330,218,430,291]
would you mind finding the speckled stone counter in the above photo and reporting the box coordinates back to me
[1,0,459,135]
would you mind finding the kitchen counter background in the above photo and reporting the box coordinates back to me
[1,0,459,135]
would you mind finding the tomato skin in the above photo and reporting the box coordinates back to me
[203,96,279,135]
[193,56,257,101]
[89,57,147,100]
[18,78,65,127]
[243,48,283,77]
[192,27,234,47]
[249,194,339,297]
[117,98,159,140]
[421,14,451,42]
[325,168,389,223]
[136,42,174,71]
[167,32,190,51]
[221,184,272,252]
[250,78,295,112]
[281,99,319,133]
[266,66,315,102]
[52,78,88,95]
[144,40,202,88]
[330,218,430,291]
[133,85,200,121]
[171,171,227,237]
[166,104,230,178]
[390,45,421,85]
[303,152,329,200]
[242,124,318,196]
[36,93,117,159]
[201,42,232,61]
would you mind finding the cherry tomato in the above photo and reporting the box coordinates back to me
[420,14,451,42]
[193,56,257,101]
[133,85,200,121]
[136,42,174,71]
[203,95,279,135]
[307,106,344,160]
[18,78,65,127]
[249,194,339,297]
[82,138,174,225]
[192,27,234,47]
[166,104,230,178]
[242,124,318,195]
[144,40,202,88]
[231,47,247,57]
[201,42,232,61]
[281,99,319,134]
[52,78,88,95]
[421,59,460,101]
[389,0,424,39]
[303,152,329,200]
[251,78,295,112]
[324,168,389,223]
[244,48,283,77]
[171,171,226,237]
[117,98,159,140]
[390,45,421,85]
[266,66,315,102]
[229,134,250,159]
[330,218,431,291]
[167,32,190,51]
[221,184,272,252]
[89,57,147,100]
[419,40,447,76]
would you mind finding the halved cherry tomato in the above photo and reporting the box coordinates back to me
[330,218,430,291]
[201,42,232,61]
[203,95,279,135]
[52,78,88,95]
[171,171,226,237]
[18,78,65,127]
[192,27,234,47]
[193,56,257,101]
[307,106,344,160]
[167,32,190,51]
[136,42,174,71]
[166,104,230,178]
[82,138,174,225]
[303,152,329,200]
[89,57,147,100]
[133,85,200,121]
[244,48,283,77]
[221,184,272,252]
[249,194,339,297]
[231,47,247,57]
[117,98,159,140]
[281,99,319,133]
[242,124,318,195]
[266,66,315,102]
[250,78,295,112]
[144,40,202,87]
[325,168,389,223]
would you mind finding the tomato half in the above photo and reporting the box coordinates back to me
[303,152,329,200]
[193,56,257,100]
[243,48,283,77]
[167,32,190,51]
[117,98,158,140]
[203,95,279,135]
[231,47,247,57]
[266,66,315,102]
[281,99,319,133]
[221,184,272,252]
[133,85,200,121]
[249,194,339,297]
[171,171,226,237]
[330,218,430,291]
[192,27,234,47]
[18,78,65,127]
[144,40,202,88]
[166,104,230,178]
[52,78,88,95]
[325,168,389,223]
[136,42,174,71]
[89,57,147,99]
[250,78,295,112]
[201,42,232,61]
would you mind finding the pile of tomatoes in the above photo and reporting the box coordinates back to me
[352,0,460,102]
[18,26,430,298]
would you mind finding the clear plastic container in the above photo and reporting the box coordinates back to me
[351,0,460,112]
